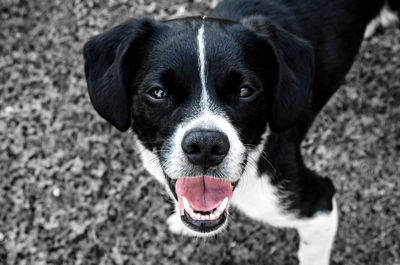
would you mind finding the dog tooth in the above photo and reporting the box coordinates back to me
[201,216,206,221]
[196,213,201,220]
[182,197,191,212]
[210,213,216,220]
[218,197,229,212]
[190,212,196,218]
[205,215,210,220]
[215,211,221,218]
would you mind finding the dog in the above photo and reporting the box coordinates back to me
[82,0,399,264]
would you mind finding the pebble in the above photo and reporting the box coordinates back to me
[52,187,61,197]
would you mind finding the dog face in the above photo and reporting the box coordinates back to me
[83,16,313,234]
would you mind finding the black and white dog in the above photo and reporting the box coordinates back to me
[83,0,399,264]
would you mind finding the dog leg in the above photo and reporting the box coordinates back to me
[296,198,338,265]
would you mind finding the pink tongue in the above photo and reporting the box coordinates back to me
[175,176,232,212]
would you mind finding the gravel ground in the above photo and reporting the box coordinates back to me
[0,1,399,264]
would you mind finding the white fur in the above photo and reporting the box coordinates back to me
[163,112,246,182]
[296,198,338,265]
[197,17,209,110]
[230,128,287,226]
[232,130,338,265]
[136,139,165,183]
[167,209,193,236]
[234,171,338,265]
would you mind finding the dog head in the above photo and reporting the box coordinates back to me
[83,16,313,235]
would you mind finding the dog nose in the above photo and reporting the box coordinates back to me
[181,130,230,167]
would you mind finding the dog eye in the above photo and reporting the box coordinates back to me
[148,87,168,99]
[238,87,254,98]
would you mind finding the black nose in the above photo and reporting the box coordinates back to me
[181,130,230,168]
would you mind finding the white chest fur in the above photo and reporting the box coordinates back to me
[230,157,292,228]
[230,128,299,228]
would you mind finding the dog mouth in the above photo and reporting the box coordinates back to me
[173,176,233,233]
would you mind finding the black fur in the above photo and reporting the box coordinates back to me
[241,16,314,132]
[388,0,400,15]
[84,18,167,131]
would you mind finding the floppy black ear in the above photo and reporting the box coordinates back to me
[83,18,164,131]
[242,16,314,132]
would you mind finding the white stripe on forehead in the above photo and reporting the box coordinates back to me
[197,17,209,110]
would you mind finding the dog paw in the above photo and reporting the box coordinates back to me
[167,212,191,236]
